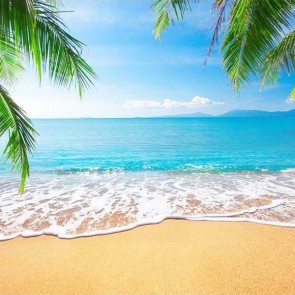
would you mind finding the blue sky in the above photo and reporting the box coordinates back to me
[10,0,295,118]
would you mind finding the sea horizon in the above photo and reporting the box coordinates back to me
[26,107,295,120]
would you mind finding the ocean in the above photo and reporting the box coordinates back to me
[1,118,295,240]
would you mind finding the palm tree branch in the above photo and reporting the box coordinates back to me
[205,0,235,64]
[261,29,295,98]
[221,0,295,90]
[0,85,37,192]
[0,0,96,96]
[33,1,96,96]
[152,0,193,39]
[0,37,24,84]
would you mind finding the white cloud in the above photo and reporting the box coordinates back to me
[125,96,224,109]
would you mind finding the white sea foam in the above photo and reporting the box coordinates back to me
[0,171,295,240]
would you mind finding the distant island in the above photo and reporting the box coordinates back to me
[159,112,213,118]
[73,109,295,119]
[155,109,295,118]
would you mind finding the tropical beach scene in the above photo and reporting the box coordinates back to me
[1,1,295,294]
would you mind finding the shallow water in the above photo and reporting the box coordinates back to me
[1,118,295,239]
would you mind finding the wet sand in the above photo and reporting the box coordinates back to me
[0,220,295,294]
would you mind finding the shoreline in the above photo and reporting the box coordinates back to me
[1,220,295,294]
[2,171,295,240]
[1,215,295,242]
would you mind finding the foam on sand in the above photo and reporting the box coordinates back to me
[1,171,295,240]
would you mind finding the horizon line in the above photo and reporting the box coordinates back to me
[30,107,295,120]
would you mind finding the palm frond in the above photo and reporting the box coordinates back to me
[0,0,35,50]
[0,85,37,193]
[221,0,295,90]
[0,0,96,192]
[33,1,96,96]
[152,0,170,39]
[152,0,192,39]
[0,38,24,84]
[261,29,295,98]
[0,0,96,96]
[205,0,235,64]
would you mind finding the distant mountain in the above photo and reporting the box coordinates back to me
[156,109,295,118]
[159,112,212,118]
[220,109,295,118]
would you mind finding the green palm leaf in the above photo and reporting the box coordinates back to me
[0,85,37,193]
[261,30,295,98]
[205,0,235,63]
[0,0,96,192]
[33,1,96,96]
[221,0,295,90]
[0,38,24,84]
[0,0,96,96]
[152,0,170,39]
[152,0,295,97]
[152,0,192,39]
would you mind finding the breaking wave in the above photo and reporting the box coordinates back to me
[1,170,295,240]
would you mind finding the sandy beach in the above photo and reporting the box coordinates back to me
[0,220,295,295]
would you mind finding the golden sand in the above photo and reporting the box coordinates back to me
[0,220,295,295]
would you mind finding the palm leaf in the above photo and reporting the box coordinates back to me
[33,1,96,96]
[0,0,96,192]
[0,1,96,96]
[0,85,37,193]
[261,29,295,98]
[0,38,24,84]
[152,0,170,39]
[221,0,295,90]
[152,0,193,39]
[0,0,35,51]
[205,0,235,64]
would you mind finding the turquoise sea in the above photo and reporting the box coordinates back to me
[1,118,295,240]
[5,117,295,173]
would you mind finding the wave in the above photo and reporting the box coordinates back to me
[1,171,295,241]
[40,164,295,175]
